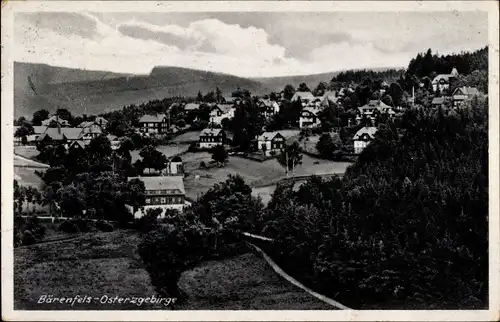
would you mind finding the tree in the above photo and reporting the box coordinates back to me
[87,135,112,167]
[32,109,50,126]
[139,146,167,174]
[316,133,338,159]
[197,91,203,102]
[14,122,34,144]
[56,108,73,123]
[210,145,228,167]
[57,184,86,218]
[313,82,327,96]
[283,84,295,100]
[298,82,311,92]
[277,142,303,175]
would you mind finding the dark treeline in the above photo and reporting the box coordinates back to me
[407,47,488,78]
[331,68,405,85]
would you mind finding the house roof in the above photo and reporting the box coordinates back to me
[432,97,446,105]
[185,103,200,111]
[353,127,378,140]
[81,125,103,134]
[358,100,392,113]
[212,104,234,114]
[128,176,185,195]
[453,86,480,96]
[41,115,70,126]
[37,127,84,141]
[200,128,224,137]
[33,126,48,134]
[139,114,167,123]
[257,131,285,141]
[291,91,315,101]
[69,140,88,149]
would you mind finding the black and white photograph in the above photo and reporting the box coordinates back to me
[1,1,499,321]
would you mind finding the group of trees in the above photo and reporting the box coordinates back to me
[258,98,488,308]
[407,47,488,78]
[138,175,262,299]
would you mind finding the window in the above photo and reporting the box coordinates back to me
[146,198,151,204]
[160,197,166,204]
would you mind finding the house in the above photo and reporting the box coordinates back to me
[164,156,183,175]
[209,104,235,125]
[79,125,103,141]
[291,91,315,106]
[356,100,395,124]
[321,90,338,107]
[107,134,121,150]
[41,115,71,127]
[78,116,107,131]
[68,140,89,152]
[256,131,286,156]
[184,103,200,112]
[431,97,446,109]
[138,113,169,135]
[257,99,280,118]
[452,86,480,107]
[223,96,242,105]
[353,127,378,154]
[36,127,84,145]
[306,97,324,108]
[432,67,459,93]
[299,107,322,129]
[198,128,227,149]
[126,176,187,218]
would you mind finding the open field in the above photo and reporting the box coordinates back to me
[182,152,351,200]
[177,252,335,310]
[131,143,190,163]
[170,131,202,143]
[14,230,164,310]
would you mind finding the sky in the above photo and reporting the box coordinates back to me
[14,11,488,78]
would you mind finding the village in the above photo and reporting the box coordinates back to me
[14,66,485,219]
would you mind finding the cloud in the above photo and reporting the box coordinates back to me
[13,12,488,78]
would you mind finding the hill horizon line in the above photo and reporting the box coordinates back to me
[14,61,406,81]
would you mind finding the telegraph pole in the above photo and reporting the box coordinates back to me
[285,149,289,179]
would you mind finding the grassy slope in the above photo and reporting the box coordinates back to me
[14,230,165,310]
[182,152,351,200]
[177,253,334,310]
[14,63,271,118]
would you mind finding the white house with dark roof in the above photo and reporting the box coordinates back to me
[452,86,480,108]
[138,113,169,134]
[257,98,280,119]
[198,128,227,149]
[291,91,315,106]
[353,126,378,154]
[356,100,395,124]
[432,67,459,93]
[257,131,286,156]
[209,104,235,125]
[126,176,187,218]
[299,107,322,128]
